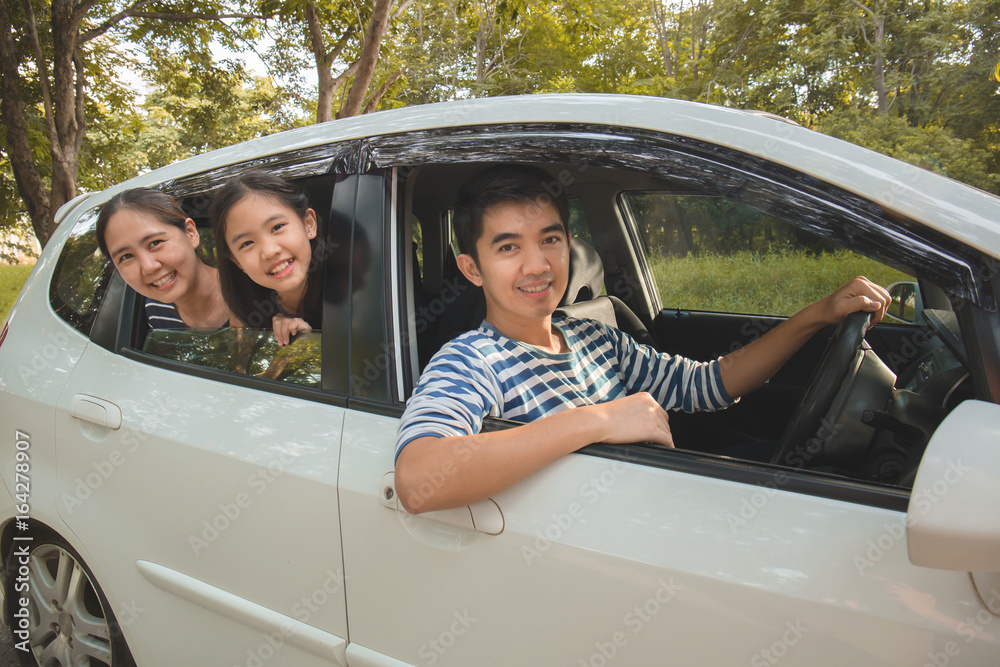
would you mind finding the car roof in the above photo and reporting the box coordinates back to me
[101,93,1000,259]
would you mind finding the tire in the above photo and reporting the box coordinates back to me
[4,526,136,667]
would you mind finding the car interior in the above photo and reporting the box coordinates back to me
[399,161,976,489]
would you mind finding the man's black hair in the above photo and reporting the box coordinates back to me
[453,164,571,265]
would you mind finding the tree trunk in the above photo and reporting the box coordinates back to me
[307,3,336,123]
[337,0,393,119]
[650,0,675,78]
[474,1,490,94]
[0,0,52,245]
[873,12,888,116]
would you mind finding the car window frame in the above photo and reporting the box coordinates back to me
[362,123,996,510]
[87,140,363,405]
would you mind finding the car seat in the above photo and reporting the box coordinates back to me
[555,239,656,348]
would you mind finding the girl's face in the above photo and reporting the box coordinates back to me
[104,209,202,303]
[224,193,317,301]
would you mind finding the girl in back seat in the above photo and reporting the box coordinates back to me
[210,171,323,346]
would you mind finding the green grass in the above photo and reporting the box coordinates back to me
[1,264,34,323]
[649,249,910,316]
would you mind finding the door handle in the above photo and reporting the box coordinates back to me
[380,472,504,535]
[70,394,122,430]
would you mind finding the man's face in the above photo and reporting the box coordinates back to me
[458,198,569,330]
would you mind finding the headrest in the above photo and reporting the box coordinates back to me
[561,238,605,306]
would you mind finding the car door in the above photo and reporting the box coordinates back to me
[335,125,1000,666]
[49,166,356,665]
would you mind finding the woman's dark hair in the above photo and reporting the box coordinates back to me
[95,188,189,260]
[209,171,324,328]
[453,164,571,265]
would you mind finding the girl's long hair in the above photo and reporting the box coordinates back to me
[210,172,324,328]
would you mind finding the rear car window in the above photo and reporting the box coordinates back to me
[49,211,114,336]
[143,329,322,388]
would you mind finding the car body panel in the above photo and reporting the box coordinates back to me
[51,342,349,663]
[338,410,998,666]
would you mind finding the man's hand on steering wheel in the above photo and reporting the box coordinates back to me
[813,276,891,329]
[718,276,891,401]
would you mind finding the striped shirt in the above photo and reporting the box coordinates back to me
[145,299,187,329]
[395,317,736,459]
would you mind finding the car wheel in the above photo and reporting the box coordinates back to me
[4,528,135,667]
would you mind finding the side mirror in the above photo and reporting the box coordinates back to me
[885,281,923,324]
[907,400,1000,573]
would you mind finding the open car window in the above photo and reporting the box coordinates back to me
[621,191,916,317]
[143,328,321,388]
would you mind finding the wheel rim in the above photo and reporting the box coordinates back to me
[25,544,113,667]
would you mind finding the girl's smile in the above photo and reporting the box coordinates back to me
[225,193,317,312]
[104,209,202,304]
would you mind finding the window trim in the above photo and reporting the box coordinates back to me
[120,347,347,407]
[480,417,912,511]
[97,148,359,398]
[617,191,664,314]
[388,167,407,403]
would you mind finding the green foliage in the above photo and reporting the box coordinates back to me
[650,248,911,316]
[815,108,1000,194]
[0,264,34,324]
[138,47,296,168]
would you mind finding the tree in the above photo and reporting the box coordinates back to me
[138,46,291,166]
[261,0,414,123]
[0,0,263,247]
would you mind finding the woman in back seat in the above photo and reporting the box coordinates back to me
[96,188,230,329]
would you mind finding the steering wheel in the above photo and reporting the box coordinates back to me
[770,311,872,467]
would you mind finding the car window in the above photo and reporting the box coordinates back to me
[49,211,114,336]
[122,170,347,390]
[380,129,985,507]
[143,328,321,387]
[621,192,915,316]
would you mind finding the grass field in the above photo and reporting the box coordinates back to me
[650,249,910,316]
[1,264,34,323]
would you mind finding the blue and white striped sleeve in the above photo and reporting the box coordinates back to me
[607,325,737,412]
[394,341,501,461]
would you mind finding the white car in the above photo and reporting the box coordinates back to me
[2,94,999,667]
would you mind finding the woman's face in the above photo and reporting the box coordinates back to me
[223,193,317,302]
[104,208,203,303]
